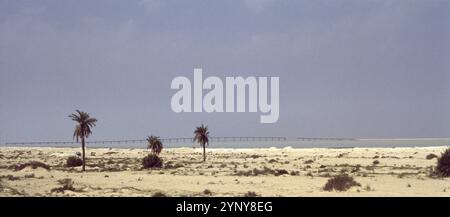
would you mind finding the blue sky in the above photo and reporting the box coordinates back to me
[0,0,449,142]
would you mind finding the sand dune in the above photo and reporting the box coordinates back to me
[0,146,449,196]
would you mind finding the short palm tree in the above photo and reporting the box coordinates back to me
[147,135,163,155]
[194,124,209,162]
[69,110,97,171]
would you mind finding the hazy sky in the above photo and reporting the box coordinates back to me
[0,0,449,142]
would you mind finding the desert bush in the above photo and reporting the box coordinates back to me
[337,153,346,158]
[274,169,289,176]
[203,189,212,195]
[1,175,20,181]
[152,191,167,197]
[426,153,438,160]
[142,154,163,169]
[236,167,290,176]
[290,171,300,176]
[66,156,83,167]
[435,148,450,177]
[244,191,259,197]
[304,159,314,164]
[252,167,289,176]
[249,154,261,159]
[24,174,35,178]
[10,161,50,171]
[372,160,380,165]
[323,174,361,191]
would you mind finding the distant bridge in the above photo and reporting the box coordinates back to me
[297,137,356,141]
[5,136,287,146]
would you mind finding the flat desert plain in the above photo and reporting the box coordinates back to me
[0,146,449,196]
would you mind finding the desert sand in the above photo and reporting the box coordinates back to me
[0,146,449,197]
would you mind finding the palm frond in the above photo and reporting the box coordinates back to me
[69,110,97,141]
[193,124,209,146]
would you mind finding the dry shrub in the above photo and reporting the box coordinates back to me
[235,167,290,176]
[66,156,83,167]
[142,154,163,169]
[426,153,438,160]
[152,191,167,197]
[0,175,20,181]
[304,159,314,164]
[435,148,450,177]
[203,189,212,195]
[10,161,50,171]
[244,191,259,197]
[323,174,361,191]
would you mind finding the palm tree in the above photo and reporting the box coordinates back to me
[194,124,209,162]
[147,135,163,155]
[69,110,97,171]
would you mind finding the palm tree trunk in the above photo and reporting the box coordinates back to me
[203,143,206,162]
[81,137,86,171]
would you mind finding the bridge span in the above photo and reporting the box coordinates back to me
[5,136,287,146]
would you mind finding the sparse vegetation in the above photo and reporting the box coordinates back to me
[1,175,20,181]
[24,174,35,178]
[304,159,314,164]
[426,153,438,160]
[203,189,212,195]
[337,153,346,158]
[268,159,278,163]
[142,154,163,169]
[249,154,261,159]
[435,148,450,177]
[152,191,167,197]
[323,174,361,191]
[244,191,259,197]
[234,166,291,176]
[66,156,83,167]
[290,171,300,176]
[10,161,50,171]
[372,160,380,165]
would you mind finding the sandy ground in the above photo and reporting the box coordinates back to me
[0,146,449,197]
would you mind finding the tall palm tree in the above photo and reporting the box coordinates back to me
[194,124,209,162]
[147,135,163,155]
[69,110,97,171]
